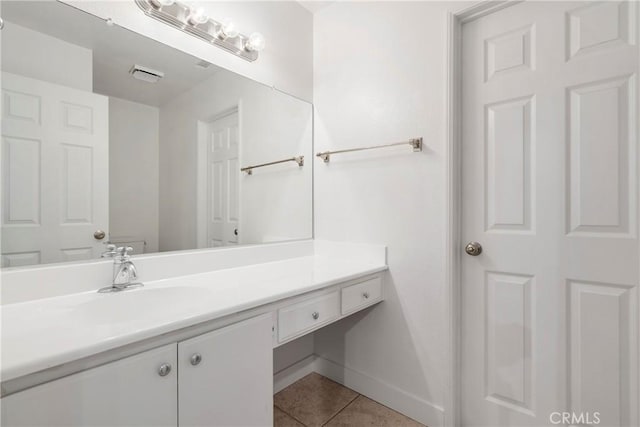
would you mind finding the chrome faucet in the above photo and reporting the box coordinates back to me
[98,246,143,293]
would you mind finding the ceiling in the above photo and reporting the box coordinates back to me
[2,1,223,107]
[297,1,335,14]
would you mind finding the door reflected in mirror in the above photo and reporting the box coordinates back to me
[0,1,312,268]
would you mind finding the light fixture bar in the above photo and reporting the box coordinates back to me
[134,0,260,62]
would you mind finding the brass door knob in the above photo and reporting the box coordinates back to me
[93,230,106,240]
[465,242,482,256]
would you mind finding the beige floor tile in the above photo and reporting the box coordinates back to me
[274,373,358,427]
[325,395,425,427]
[274,406,305,427]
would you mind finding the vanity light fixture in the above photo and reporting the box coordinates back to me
[135,0,265,62]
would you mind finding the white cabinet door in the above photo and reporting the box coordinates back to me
[1,72,109,267]
[178,314,273,427]
[1,344,177,427]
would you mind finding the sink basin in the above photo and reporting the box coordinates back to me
[70,286,213,324]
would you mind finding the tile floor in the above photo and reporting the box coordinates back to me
[274,373,425,427]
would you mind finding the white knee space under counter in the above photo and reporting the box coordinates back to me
[0,240,386,426]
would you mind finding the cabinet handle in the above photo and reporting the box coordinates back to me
[190,353,202,366]
[363,292,370,299]
[158,363,172,377]
[312,311,319,320]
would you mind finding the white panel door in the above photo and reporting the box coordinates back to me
[461,2,639,426]
[178,314,273,426]
[207,111,239,247]
[1,72,108,267]
[1,344,177,426]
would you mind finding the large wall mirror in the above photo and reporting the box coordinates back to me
[0,1,313,268]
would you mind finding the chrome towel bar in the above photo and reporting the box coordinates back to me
[241,156,304,175]
[316,138,423,163]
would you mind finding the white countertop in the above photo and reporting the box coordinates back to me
[1,254,387,383]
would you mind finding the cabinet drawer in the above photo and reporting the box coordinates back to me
[341,276,382,315]
[278,291,340,342]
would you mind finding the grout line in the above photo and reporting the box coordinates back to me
[274,403,309,427]
[321,393,361,426]
[275,373,361,427]
[275,373,427,427]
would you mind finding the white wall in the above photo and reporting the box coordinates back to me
[274,334,314,373]
[109,97,160,253]
[0,21,92,91]
[312,2,470,426]
[158,70,312,251]
[61,0,313,102]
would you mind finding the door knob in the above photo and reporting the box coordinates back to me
[93,230,106,240]
[465,241,482,256]
[234,228,238,236]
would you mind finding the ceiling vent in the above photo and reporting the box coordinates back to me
[129,65,164,83]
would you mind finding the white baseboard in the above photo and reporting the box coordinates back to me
[313,356,445,427]
[273,354,317,393]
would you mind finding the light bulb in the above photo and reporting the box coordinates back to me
[188,7,208,25]
[151,0,175,8]
[218,17,239,39]
[245,32,265,52]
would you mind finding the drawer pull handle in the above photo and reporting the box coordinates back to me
[312,311,320,320]
[158,363,172,377]
[363,292,370,299]
[190,353,202,366]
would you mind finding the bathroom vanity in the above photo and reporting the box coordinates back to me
[0,240,387,426]
[0,1,386,425]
